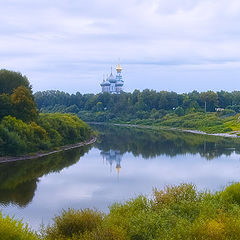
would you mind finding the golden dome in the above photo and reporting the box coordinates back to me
[116,63,122,72]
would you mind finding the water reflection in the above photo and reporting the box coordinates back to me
[1,124,240,208]
[101,150,122,175]
[94,124,240,160]
[0,146,91,207]
[1,124,240,230]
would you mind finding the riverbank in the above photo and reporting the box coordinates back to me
[0,136,97,163]
[90,122,240,139]
[124,123,240,138]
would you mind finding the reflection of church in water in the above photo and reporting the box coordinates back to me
[100,150,122,175]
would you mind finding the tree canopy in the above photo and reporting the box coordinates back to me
[11,86,38,122]
[0,69,30,94]
[0,70,94,156]
[0,70,37,122]
[34,89,240,122]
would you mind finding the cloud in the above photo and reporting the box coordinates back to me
[0,0,240,93]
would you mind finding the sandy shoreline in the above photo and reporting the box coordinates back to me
[0,137,97,164]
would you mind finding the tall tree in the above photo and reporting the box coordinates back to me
[0,69,30,94]
[11,86,38,122]
[200,91,218,112]
[0,94,12,120]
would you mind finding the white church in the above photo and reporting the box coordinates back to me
[100,63,124,94]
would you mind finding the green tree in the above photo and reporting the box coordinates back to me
[200,91,218,112]
[0,69,30,94]
[0,94,12,120]
[217,91,233,108]
[175,106,184,116]
[11,86,38,122]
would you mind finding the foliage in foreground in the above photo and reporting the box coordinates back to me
[3,183,240,239]
[0,212,38,240]
[0,113,93,156]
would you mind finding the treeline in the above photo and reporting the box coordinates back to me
[0,70,93,156]
[34,90,240,122]
[3,183,240,239]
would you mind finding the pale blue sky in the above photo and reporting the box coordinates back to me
[1,0,240,93]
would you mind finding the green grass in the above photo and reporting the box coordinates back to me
[129,112,240,134]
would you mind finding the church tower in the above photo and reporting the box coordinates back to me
[115,62,124,94]
[100,62,124,94]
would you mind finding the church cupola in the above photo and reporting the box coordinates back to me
[100,62,124,94]
[116,63,122,73]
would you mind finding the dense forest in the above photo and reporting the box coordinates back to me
[34,89,240,134]
[0,70,94,156]
[34,89,240,122]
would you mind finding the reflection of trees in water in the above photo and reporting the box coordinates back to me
[0,180,37,207]
[0,146,91,207]
[1,125,240,207]
[93,124,240,160]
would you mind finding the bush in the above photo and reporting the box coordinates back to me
[217,109,236,117]
[44,209,103,239]
[221,182,240,205]
[0,212,38,240]
[80,226,127,240]
[6,183,240,239]
[175,107,184,116]
[153,184,198,207]
[0,114,94,156]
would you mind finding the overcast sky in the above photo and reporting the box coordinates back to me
[1,0,240,93]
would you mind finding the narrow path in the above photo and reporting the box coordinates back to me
[0,137,97,164]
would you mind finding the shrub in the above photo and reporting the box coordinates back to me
[44,208,103,239]
[153,183,198,207]
[0,212,38,240]
[221,182,240,205]
[6,183,240,239]
[79,226,127,240]
[175,107,184,116]
[0,113,93,156]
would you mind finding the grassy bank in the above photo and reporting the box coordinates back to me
[3,183,240,239]
[126,112,240,135]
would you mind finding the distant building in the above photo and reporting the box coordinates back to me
[100,63,124,94]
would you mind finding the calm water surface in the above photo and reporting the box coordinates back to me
[1,124,240,230]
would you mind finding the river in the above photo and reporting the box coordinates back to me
[1,124,240,230]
